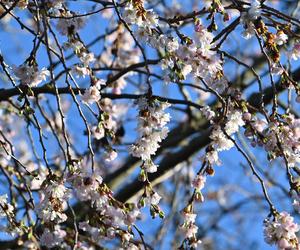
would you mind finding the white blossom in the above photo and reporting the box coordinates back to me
[80,52,96,66]
[72,65,90,78]
[242,23,256,39]
[40,226,67,248]
[13,64,49,87]
[130,98,170,163]
[0,194,14,218]
[192,174,206,190]
[210,127,234,151]
[182,212,197,224]
[82,85,101,104]
[143,160,158,173]
[225,110,245,135]
[274,31,288,46]
[36,181,69,223]
[263,212,300,249]
[145,191,162,206]
[180,223,198,239]
[92,125,105,140]
[166,38,179,52]
[201,106,215,120]
[104,149,118,162]
[241,0,261,22]
[241,1,261,39]
[291,43,300,60]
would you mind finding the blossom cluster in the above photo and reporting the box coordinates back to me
[40,225,67,249]
[13,63,50,87]
[244,113,300,168]
[207,108,245,166]
[160,21,225,92]
[94,22,142,94]
[130,98,170,173]
[0,194,14,220]
[179,174,206,248]
[291,43,300,61]
[123,0,226,94]
[123,1,159,28]
[240,0,261,39]
[180,209,201,248]
[36,180,69,224]
[264,212,300,250]
[0,0,300,249]
[67,165,141,248]
[92,98,118,138]
[34,161,142,248]
[82,79,105,104]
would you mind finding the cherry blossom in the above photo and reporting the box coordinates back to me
[0,1,299,249]
[264,212,300,250]
[40,226,67,249]
[291,43,300,60]
[13,64,49,87]
[130,98,170,163]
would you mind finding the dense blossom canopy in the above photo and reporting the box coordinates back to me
[0,0,299,249]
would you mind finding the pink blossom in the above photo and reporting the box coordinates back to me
[192,174,206,190]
